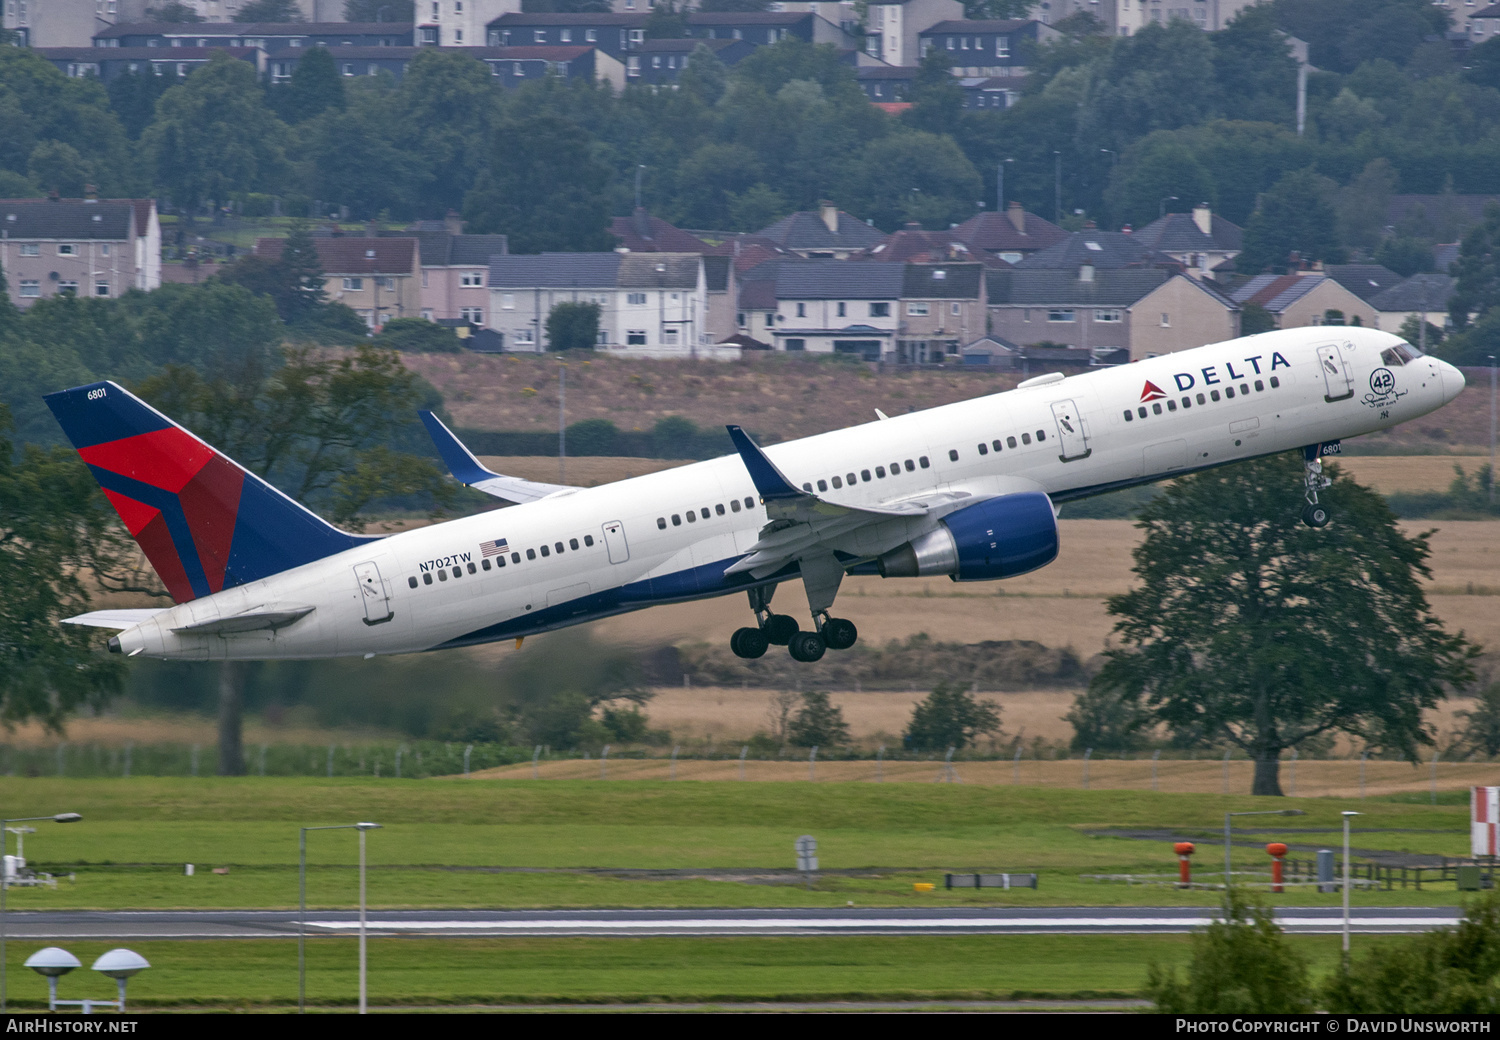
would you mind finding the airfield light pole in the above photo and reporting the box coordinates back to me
[1489,356,1496,507]
[1343,811,1361,957]
[0,813,81,1011]
[299,822,382,1015]
[1223,809,1304,889]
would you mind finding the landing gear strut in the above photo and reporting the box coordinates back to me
[731,584,800,659]
[1302,450,1332,528]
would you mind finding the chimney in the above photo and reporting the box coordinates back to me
[1120,223,1133,235]
[367,219,378,238]
[633,205,652,242]
[1007,200,1025,233]
[1193,203,1211,237]
[1079,263,1095,283]
[820,200,838,234]
[83,184,98,203]
[48,188,59,202]
[445,209,463,236]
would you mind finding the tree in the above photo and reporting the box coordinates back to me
[142,52,289,209]
[1104,132,1217,230]
[840,130,983,231]
[306,81,419,220]
[679,43,729,106]
[463,115,614,252]
[344,0,416,19]
[394,48,500,215]
[1457,683,1500,759]
[218,222,329,328]
[1336,159,1397,253]
[1398,313,1445,350]
[1147,890,1315,1013]
[1449,203,1500,330]
[1091,453,1476,795]
[26,141,92,199]
[1237,167,1346,273]
[1065,685,1146,753]
[644,1,689,39]
[905,682,1002,751]
[235,0,304,20]
[787,691,850,748]
[901,49,965,137]
[1377,236,1436,278]
[274,43,344,124]
[376,317,461,353]
[145,2,204,21]
[1240,302,1277,336]
[546,302,600,351]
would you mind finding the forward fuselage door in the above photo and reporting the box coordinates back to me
[353,560,393,626]
[1317,343,1354,402]
[1050,399,1091,461]
[602,520,630,564]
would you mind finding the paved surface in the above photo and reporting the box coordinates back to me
[0,906,1465,939]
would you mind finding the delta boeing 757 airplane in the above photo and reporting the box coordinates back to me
[47,326,1464,665]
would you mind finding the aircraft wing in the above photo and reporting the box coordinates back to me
[420,411,580,505]
[62,609,168,630]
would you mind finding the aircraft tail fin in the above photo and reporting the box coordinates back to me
[45,381,374,604]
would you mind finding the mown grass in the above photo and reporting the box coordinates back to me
[0,934,1400,1009]
[0,779,1470,911]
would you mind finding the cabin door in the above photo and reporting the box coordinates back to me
[602,520,630,564]
[353,561,394,626]
[1050,400,1091,461]
[1317,343,1354,402]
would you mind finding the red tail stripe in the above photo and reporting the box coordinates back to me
[177,455,244,594]
[101,489,161,538]
[78,427,215,494]
[134,512,195,604]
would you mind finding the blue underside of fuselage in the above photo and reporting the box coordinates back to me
[428,555,808,651]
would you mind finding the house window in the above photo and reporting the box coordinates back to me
[1048,309,1076,322]
[534,29,546,42]
[630,29,644,43]
[652,55,661,68]
[18,281,39,298]
[343,63,354,75]
[343,277,364,291]
[951,302,961,315]
[377,277,396,291]
[796,302,806,317]
[627,292,647,305]
[501,293,515,309]
[836,302,846,317]
[514,328,536,345]
[1094,309,1122,322]
[997,36,1009,57]
[586,29,597,41]
[1160,312,1171,327]
[58,244,76,256]
[58,280,79,294]
[627,56,640,75]
[907,302,929,316]
[627,330,647,345]
[95,282,110,297]
[461,272,483,287]
[662,327,679,345]
[460,307,483,323]
[869,302,890,317]
[18,244,38,256]
[561,29,571,41]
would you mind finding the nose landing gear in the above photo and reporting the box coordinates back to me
[1301,447,1333,528]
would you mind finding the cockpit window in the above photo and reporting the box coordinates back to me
[1381,343,1422,366]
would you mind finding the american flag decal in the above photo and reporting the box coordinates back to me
[480,538,509,557]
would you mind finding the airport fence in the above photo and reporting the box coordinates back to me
[0,741,529,779]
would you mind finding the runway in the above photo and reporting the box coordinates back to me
[0,906,1465,939]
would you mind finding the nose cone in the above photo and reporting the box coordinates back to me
[1439,359,1466,404]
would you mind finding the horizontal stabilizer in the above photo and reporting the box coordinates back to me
[172,606,314,635]
[62,609,168,631]
[419,411,577,504]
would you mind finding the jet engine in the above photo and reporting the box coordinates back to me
[876,491,1058,582]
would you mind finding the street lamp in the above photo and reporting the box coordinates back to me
[1223,809,1305,888]
[0,813,81,1011]
[1343,810,1361,957]
[299,822,381,1015]
[1160,195,1180,219]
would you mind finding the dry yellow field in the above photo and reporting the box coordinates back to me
[1333,455,1489,494]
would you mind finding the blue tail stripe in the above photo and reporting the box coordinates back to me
[419,411,495,485]
[225,479,374,585]
[44,382,171,450]
[725,425,800,500]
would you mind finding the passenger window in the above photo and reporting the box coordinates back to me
[408,576,418,588]
[1137,407,1147,419]
[512,552,521,564]
[657,517,667,529]
[482,559,491,571]
[744,497,754,508]
[1036,430,1045,441]
[496,556,506,568]
[802,483,813,492]
[730,499,741,512]
[467,562,477,574]
[701,508,710,520]
[1152,403,1162,415]
[948,449,959,461]
[672,514,681,526]
[439,570,448,582]
[1210,390,1221,401]
[977,444,988,456]
[890,462,900,474]
[540,545,550,557]
[832,476,843,488]
[452,566,462,578]
[817,480,829,491]
[1197,393,1206,404]
[1254,380,1264,392]
[1269,376,1280,389]
[1167,400,1177,412]
[875,466,886,478]
[905,460,915,471]
[570,538,579,550]
[1181,397,1191,409]
[991,441,1002,452]
[715,504,725,516]
[584,535,594,546]
[527,548,537,560]
[686,510,697,523]
[423,572,433,585]
[861,469,871,482]
[847,473,857,485]
[1225,387,1236,399]
[1124,410,1133,421]
[1240,384,1249,395]
[919,457,930,468]
[1006,437,1017,449]
[1021,433,1032,445]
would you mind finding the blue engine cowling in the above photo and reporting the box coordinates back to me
[875,491,1058,582]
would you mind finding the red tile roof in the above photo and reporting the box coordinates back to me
[255,236,416,275]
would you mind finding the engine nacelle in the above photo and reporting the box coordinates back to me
[876,492,1058,582]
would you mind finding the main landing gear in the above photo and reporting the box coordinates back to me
[730,582,859,663]
[1301,449,1332,528]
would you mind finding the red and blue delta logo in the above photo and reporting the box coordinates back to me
[1140,380,1168,403]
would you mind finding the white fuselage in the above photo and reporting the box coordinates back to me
[110,327,1464,661]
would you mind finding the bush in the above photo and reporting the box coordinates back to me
[1065,685,1147,752]
[903,681,1002,751]
[567,418,620,455]
[787,691,850,748]
[545,301,600,351]
[1146,889,1315,1013]
[376,317,461,353]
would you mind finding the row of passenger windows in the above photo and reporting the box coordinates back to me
[1123,376,1280,422]
[658,496,757,529]
[975,430,1047,457]
[406,533,598,588]
[801,456,930,494]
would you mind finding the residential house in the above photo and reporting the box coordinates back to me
[771,261,905,358]
[1229,274,1378,330]
[1032,0,1260,36]
[1386,194,1500,242]
[93,20,414,47]
[486,13,646,61]
[686,11,856,49]
[1015,228,1183,273]
[1442,1,1500,45]
[959,76,1025,109]
[752,203,888,260]
[857,66,918,104]
[987,267,1240,361]
[265,44,623,88]
[949,203,1066,265]
[255,236,421,328]
[1369,273,1456,335]
[418,0,518,47]
[862,0,963,67]
[703,254,737,346]
[1130,205,1243,280]
[157,1,337,20]
[959,335,1021,368]
[867,223,975,263]
[382,215,508,324]
[627,37,755,84]
[897,262,986,362]
[610,208,710,254]
[3,0,147,48]
[1322,264,1405,304]
[0,196,161,308]
[735,266,780,344]
[917,19,1056,77]
[486,252,724,358]
[42,46,261,81]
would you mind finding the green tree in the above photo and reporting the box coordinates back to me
[904,682,1002,751]
[375,317,461,353]
[218,223,328,327]
[0,48,136,197]
[142,52,289,209]
[395,48,500,215]
[306,80,419,220]
[841,130,983,231]
[344,0,416,19]
[1091,454,1476,795]
[106,66,184,140]
[497,629,649,748]
[26,141,92,198]
[679,42,729,106]
[145,2,203,21]
[644,0,689,39]
[1104,132,1217,230]
[1325,892,1500,1012]
[274,43,344,124]
[787,691,850,748]
[1080,20,1219,155]
[1240,302,1277,336]
[463,115,614,252]
[1398,313,1445,349]
[1237,167,1346,273]
[1064,685,1146,753]
[1457,684,1500,758]
[1336,158,1397,252]
[546,302,601,351]
[901,49,964,137]
[1147,889,1315,1012]
[1449,203,1500,330]
[1377,236,1436,278]
[234,0,304,20]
